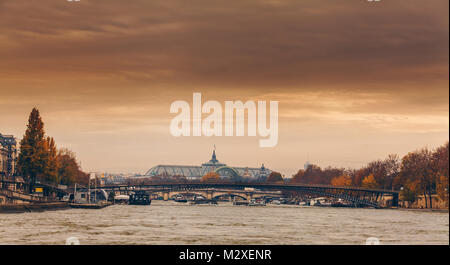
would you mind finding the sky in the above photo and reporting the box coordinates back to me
[0,0,448,176]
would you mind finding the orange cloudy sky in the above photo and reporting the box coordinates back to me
[0,0,448,176]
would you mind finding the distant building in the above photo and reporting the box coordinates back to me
[304,161,311,170]
[0,133,17,178]
[74,189,108,203]
[96,173,128,185]
[145,149,271,180]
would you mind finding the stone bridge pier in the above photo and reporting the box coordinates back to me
[158,190,264,201]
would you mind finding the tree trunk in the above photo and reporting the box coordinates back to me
[29,174,35,194]
[428,192,433,209]
[423,191,428,208]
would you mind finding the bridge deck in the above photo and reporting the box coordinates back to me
[100,182,399,195]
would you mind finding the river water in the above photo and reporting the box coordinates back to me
[0,201,448,245]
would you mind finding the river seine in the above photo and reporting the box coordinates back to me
[0,201,448,245]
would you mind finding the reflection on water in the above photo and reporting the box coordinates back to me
[0,201,448,245]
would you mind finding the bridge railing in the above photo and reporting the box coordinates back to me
[99,181,399,194]
[98,181,399,208]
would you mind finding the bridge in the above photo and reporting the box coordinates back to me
[1,178,399,208]
[99,182,399,208]
[113,187,280,201]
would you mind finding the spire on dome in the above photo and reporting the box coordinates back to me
[202,146,226,166]
[211,149,218,163]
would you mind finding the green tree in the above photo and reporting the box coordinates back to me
[17,108,48,193]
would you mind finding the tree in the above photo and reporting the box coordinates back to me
[331,175,352,186]
[365,160,388,189]
[352,168,367,187]
[201,172,220,182]
[433,142,449,207]
[17,108,48,193]
[291,165,343,185]
[266,171,283,182]
[401,179,420,202]
[57,148,88,186]
[384,154,400,190]
[362,174,378,189]
[291,169,306,183]
[399,149,435,208]
[44,136,58,183]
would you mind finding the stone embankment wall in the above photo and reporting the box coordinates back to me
[400,195,448,209]
[0,202,70,213]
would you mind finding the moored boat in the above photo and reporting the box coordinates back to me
[248,199,266,206]
[129,191,151,205]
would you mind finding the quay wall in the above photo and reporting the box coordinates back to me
[0,202,70,214]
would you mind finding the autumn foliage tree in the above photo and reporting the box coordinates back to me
[361,174,378,189]
[43,136,58,183]
[17,108,88,191]
[288,142,448,208]
[57,148,89,186]
[434,143,449,206]
[201,172,220,182]
[398,148,437,208]
[266,171,283,182]
[331,175,352,186]
[17,108,48,192]
[291,165,344,185]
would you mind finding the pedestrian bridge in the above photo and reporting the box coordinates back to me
[100,182,399,208]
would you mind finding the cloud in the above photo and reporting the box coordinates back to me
[0,0,448,89]
[0,0,448,173]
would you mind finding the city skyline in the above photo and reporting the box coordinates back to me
[0,0,448,176]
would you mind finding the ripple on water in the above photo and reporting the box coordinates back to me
[0,202,448,244]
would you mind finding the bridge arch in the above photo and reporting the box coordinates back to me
[168,191,206,199]
[214,166,240,178]
[212,193,247,201]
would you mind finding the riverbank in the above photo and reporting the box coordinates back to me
[395,207,449,213]
[0,202,70,214]
[70,202,112,209]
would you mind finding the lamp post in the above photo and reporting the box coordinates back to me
[94,177,97,203]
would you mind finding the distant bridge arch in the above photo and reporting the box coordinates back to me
[212,193,247,201]
[168,191,206,199]
[214,166,240,178]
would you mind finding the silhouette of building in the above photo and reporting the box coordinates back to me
[0,133,17,178]
[145,149,271,180]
